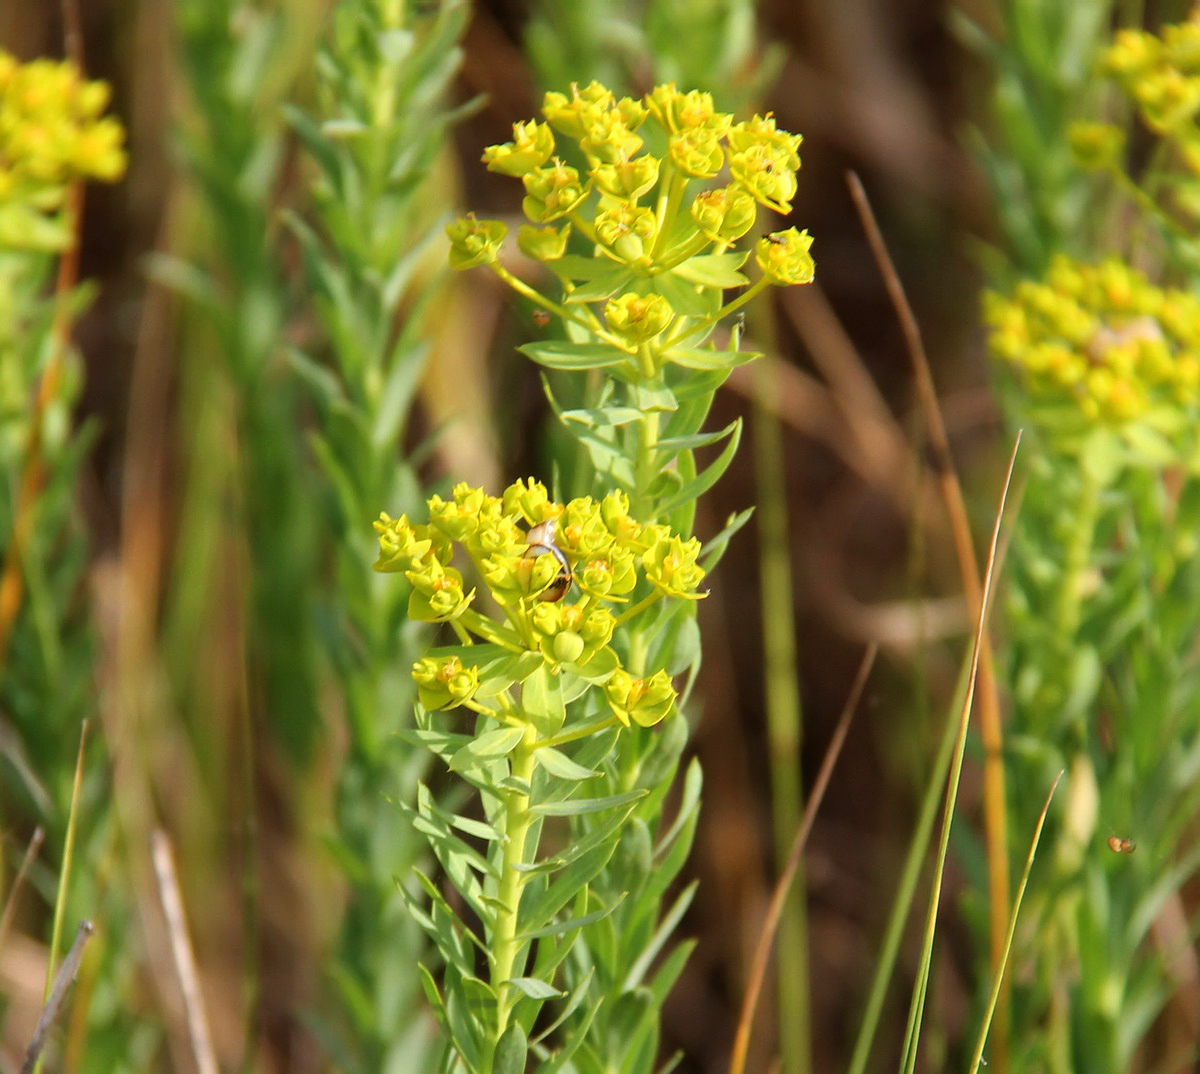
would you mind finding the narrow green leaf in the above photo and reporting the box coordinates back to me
[530,789,648,817]
[563,646,620,683]
[530,965,593,1045]
[561,405,645,428]
[648,939,698,1007]
[507,976,564,1000]
[523,666,566,737]
[493,1021,529,1074]
[633,381,678,412]
[655,419,740,457]
[515,803,634,876]
[519,340,630,370]
[520,839,621,934]
[665,346,760,371]
[535,746,599,780]
[518,892,625,939]
[654,417,743,517]
[540,992,601,1074]
[444,970,486,1073]
[701,508,754,570]
[550,253,632,281]
[623,881,699,991]
[417,963,449,1031]
[670,251,750,288]
[448,726,525,772]
[543,375,636,488]
[398,727,472,762]
[652,270,719,317]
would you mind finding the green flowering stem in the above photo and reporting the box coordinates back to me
[716,276,773,322]
[613,589,665,627]
[489,263,579,324]
[1055,460,1101,639]
[565,210,599,245]
[634,407,661,516]
[637,342,658,380]
[487,723,538,1065]
[651,165,686,257]
[1108,164,1194,249]
[458,608,526,652]
[657,230,712,271]
[535,713,623,750]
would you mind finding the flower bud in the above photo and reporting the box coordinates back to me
[605,668,677,727]
[592,155,660,200]
[517,223,571,262]
[603,292,674,346]
[446,214,508,269]
[482,119,555,176]
[755,228,816,286]
[412,656,480,711]
[643,534,706,598]
[521,160,588,223]
[690,186,757,243]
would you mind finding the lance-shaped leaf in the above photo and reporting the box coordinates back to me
[519,340,631,370]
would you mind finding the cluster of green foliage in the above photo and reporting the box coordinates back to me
[971,7,1200,1071]
[384,78,816,1073]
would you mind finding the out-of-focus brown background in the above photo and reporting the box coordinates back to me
[1,0,1003,1070]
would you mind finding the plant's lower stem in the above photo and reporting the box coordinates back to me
[1056,461,1101,639]
[485,723,538,1069]
[634,407,661,519]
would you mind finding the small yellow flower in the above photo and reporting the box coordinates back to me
[668,128,725,178]
[643,534,706,599]
[603,292,674,346]
[644,85,730,135]
[517,223,571,262]
[578,110,644,164]
[605,668,677,727]
[406,559,475,622]
[541,81,617,139]
[446,214,508,269]
[412,656,480,711]
[521,159,589,222]
[531,601,615,667]
[595,203,657,262]
[502,477,557,524]
[755,228,816,286]
[730,143,798,214]
[592,155,660,200]
[690,186,757,243]
[1068,121,1125,170]
[374,513,445,572]
[482,119,556,177]
[727,114,803,170]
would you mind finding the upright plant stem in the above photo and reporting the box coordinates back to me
[634,409,661,519]
[488,725,538,1065]
[752,345,809,1074]
[1056,463,1100,639]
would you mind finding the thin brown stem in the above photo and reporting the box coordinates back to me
[152,831,220,1074]
[727,643,878,1074]
[0,828,45,957]
[847,171,1012,1071]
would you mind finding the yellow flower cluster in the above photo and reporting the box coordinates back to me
[0,51,126,249]
[448,80,814,292]
[1103,15,1200,163]
[1068,13,1200,214]
[985,256,1200,432]
[375,480,706,726]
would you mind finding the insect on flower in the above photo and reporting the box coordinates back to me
[526,519,572,602]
